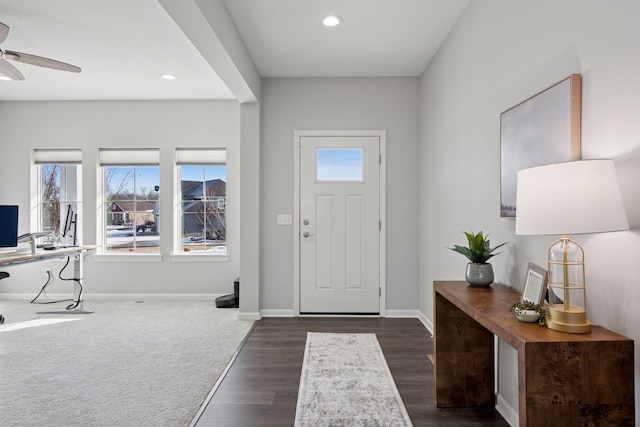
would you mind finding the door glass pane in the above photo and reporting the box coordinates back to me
[316,148,364,182]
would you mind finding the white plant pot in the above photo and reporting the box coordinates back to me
[515,308,540,323]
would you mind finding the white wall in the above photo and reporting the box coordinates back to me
[239,102,261,319]
[260,77,420,312]
[0,100,241,297]
[420,0,640,423]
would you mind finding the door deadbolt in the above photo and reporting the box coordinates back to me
[303,219,309,225]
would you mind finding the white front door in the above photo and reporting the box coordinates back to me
[298,134,381,314]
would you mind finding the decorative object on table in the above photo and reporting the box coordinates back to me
[509,264,548,326]
[500,74,582,217]
[510,300,546,326]
[522,262,548,306]
[516,159,629,333]
[449,231,507,286]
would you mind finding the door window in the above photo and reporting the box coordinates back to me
[316,148,364,182]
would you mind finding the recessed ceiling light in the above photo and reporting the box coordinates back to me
[323,15,342,27]
[161,73,176,80]
[0,75,11,81]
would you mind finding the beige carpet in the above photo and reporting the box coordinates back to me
[294,332,413,427]
[0,299,253,427]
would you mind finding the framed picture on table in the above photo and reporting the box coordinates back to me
[522,263,548,306]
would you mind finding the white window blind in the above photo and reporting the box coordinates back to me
[175,148,226,165]
[99,148,160,166]
[33,148,82,164]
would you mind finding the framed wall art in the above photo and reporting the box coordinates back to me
[521,262,548,306]
[500,74,582,217]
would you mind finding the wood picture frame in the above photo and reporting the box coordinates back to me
[522,262,548,306]
[500,74,582,217]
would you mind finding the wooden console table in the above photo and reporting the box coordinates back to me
[434,280,635,427]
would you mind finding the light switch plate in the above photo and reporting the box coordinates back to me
[277,214,292,225]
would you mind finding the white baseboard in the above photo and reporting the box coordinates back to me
[2,294,435,333]
[0,294,49,301]
[384,309,420,318]
[92,293,225,301]
[261,309,295,317]
[385,309,433,334]
[496,393,518,427]
[257,309,434,331]
[385,310,433,335]
[237,312,261,321]
[0,293,225,301]
[418,311,433,335]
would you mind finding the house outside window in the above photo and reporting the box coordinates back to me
[176,148,227,254]
[99,148,160,253]
[33,148,82,245]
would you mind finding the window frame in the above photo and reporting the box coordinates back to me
[172,148,228,261]
[96,148,161,259]
[31,149,83,246]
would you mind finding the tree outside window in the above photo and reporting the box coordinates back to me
[179,165,226,253]
[105,166,160,252]
[39,164,80,245]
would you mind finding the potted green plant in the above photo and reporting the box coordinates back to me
[449,231,507,286]
[510,300,546,326]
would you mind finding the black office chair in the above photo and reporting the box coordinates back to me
[0,271,8,324]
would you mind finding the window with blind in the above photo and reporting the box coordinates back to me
[176,148,227,254]
[33,148,82,245]
[99,148,160,253]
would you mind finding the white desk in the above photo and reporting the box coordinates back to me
[0,245,96,317]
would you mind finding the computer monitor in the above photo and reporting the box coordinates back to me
[0,205,19,249]
[61,203,78,246]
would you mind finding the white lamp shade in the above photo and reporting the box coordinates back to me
[515,160,629,235]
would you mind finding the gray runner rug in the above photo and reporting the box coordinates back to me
[294,332,413,427]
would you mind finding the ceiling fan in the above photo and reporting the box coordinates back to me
[0,21,81,81]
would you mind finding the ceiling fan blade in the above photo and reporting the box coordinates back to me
[5,50,81,73]
[0,57,25,80]
[0,22,8,44]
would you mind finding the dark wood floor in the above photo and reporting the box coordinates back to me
[192,317,509,427]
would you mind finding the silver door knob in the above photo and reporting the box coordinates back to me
[303,231,314,238]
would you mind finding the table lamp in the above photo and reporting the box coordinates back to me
[515,160,629,333]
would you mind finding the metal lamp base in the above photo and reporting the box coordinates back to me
[547,307,591,333]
